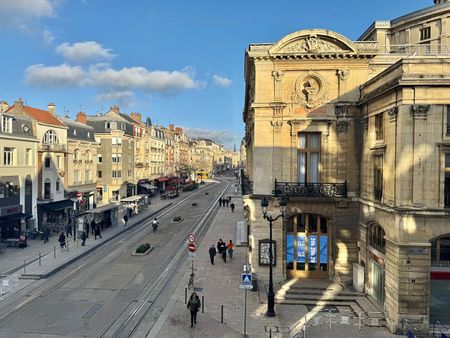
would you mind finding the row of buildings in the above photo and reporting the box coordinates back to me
[0,100,238,241]
[242,0,450,332]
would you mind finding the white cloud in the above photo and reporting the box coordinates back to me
[43,29,54,44]
[0,0,55,18]
[56,41,115,63]
[212,75,232,87]
[25,63,200,93]
[25,64,85,87]
[185,127,237,146]
[96,91,134,108]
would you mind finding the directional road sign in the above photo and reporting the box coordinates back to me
[188,243,197,253]
[188,233,196,243]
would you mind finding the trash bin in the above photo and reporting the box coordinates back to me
[251,276,258,292]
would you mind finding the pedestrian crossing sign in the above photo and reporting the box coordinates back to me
[241,273,252,286]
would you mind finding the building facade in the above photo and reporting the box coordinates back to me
[243,1,450,332]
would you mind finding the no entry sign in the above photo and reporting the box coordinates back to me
[188,243,197,252]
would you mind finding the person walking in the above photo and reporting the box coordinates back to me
[208,245,217,265]
[123,214,128,227]
[73,220,77,242]
[58,232,66,249]
[187,292,201,327]
[84,217,90,238]
[217,239,226,263]
[43,226,49,243]
[227,240,235,260]
[218,197,222,207]
[90,219,96,236]
[66,219,72,237]
[81,231,87,246]
[94,224,102,240]
[225,198,229,207]
[230,202,235,213]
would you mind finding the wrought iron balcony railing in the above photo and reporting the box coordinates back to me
[241,175,253,196]
[274,180,347,198]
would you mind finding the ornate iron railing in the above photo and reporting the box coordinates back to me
[274,180,347,198]
[241,175,253,196]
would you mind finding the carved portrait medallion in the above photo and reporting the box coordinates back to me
[291,71,327,109]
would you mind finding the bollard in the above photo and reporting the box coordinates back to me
[221,305,224,324]
[54,246,56,258]
[23,260,26,274]
[66,241,69,252]
[269,328,272,338]
[358,312,362,331]
[185,288,187,304]
[329,309,332,329]
[39,252,41,266]
[202,295,204,313]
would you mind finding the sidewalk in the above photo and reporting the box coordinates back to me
[153,179,398,338]
[0,196,172,279]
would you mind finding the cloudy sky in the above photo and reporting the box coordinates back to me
[0,0,431,148]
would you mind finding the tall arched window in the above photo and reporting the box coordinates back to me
[368,222,386,254]
[44,178,51,199]
[74,149,80,161]
[43,130,59,144]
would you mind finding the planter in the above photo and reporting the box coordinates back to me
[132,246,153,256]
[172,216,184,223]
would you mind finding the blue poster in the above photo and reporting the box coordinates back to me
[320,236,327,265]
[308,235,317,263]
[297,235,305,263]
[286,235,294,263]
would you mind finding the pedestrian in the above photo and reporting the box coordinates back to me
[90,219,96,236]
[225,198,229,207]
[94,224,102,240]
[123,214,128,227]
[217,239,226,263]
[84,217,90,238]
[100,219,104,231]
[208,244,217,265]
[187,292,201,327]
[43,226,49,243]
[73,221,77,242]
[66,219,72,237]
[227,240,235,260]
[218,197,222,207]
[81,231,87,246]
[230,202,235,213]
[58,232,66,249]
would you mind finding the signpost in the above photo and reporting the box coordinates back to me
[188,235,197,287]
[188,233,196,243]
[240,267,253,337]
[188,243,196,253]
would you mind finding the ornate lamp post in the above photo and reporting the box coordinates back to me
[260,197,286,317]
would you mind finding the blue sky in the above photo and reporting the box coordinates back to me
[0,0,431,149]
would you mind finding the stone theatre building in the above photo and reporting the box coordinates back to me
[243,0,450,331]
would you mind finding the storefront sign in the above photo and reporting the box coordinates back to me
[308,235,317,263]
[0,205,22,217]
[297,235,306,263]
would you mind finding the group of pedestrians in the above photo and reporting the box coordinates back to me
[208,239,234,264]
[218,196,235,213]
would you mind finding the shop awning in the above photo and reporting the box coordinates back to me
[139,183,158,190]
[86,203,117,214]
[41,199,74,211]
[0,212,27,221]
[155,176,169,182]
[121,195,144,202]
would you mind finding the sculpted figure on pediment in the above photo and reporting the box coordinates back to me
[280,35,348,54]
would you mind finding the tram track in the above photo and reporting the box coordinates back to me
[0,181,227,336]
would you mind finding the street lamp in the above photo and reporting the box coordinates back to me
[260,196,286,317]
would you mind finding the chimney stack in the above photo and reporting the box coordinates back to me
[48,102,56,114]
[169,124,175,131]
[76,111,87,124]
[110,105,120,113]
[0,100,8,112]
[130,112,142,123]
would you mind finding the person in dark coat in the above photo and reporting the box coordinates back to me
[66,218,72,237]
[208,245,217,265]
[84,218,89,238]
[94,224,102,240]
[43,226,49,243]
[123,214,128,227]
[217,239,227,263]
[90,219,96,236]
[58,232,66,249]
[187,292,201,327]
[218,197,222,207]
[81,231,87,246]
[225,198,229,207]
[230,202,235,213]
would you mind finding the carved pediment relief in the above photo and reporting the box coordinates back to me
[270,29,357,55]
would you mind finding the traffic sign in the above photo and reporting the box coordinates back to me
[188,243,196,252]
[239,273,252,289]
[188,233,196,243]
[188,252,196,261]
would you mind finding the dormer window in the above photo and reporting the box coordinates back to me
[73,129,77,136]
[1,115,13,133]
[87,132,90,138]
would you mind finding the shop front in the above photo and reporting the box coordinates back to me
[0,204,26,240]
[38,199,75,233]
[84,203,120,228]
[121,195,148,216]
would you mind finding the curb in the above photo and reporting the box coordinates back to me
[18,203,172,280]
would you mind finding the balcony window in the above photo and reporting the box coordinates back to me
[98,171,102,178]
[3,147,15,166]
[43,130,59,144]
[112,154,121,163]
[297,133,320,183]
[1,115,13,133]
[375,113,384,140]
[374,155,383,201]
[420,26,431,41]
[445,154,450,208]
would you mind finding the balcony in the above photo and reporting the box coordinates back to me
[135,162,144,168]
[241,175,253,195]
[39,144,67,152]
[274,180,347,198]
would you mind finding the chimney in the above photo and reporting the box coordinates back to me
[130,112,142,123]
[0,100,8,112]
[15,98,24,110]
[175,127,182,134]
[48,102,56,114]
[110,105,120,113]
[76,111,87,124]
[169,124,175,131]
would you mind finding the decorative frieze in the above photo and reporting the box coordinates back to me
[387,107,398,122]
[411,105,430,120]
[336,119,350,133]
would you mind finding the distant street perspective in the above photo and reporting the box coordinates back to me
[1,0,450,337]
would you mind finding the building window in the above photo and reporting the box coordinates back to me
[25,148,32,165]
[112,170,122,178]
[85,170,91,182]
[98,171,102,178]
[1,181,18,198]
[431,236,450,267]
[43,130,59,144]
[374,155,383,201]
[44,178,51,199]
[368,222,386,254]
[73,129,77,136]
[447,106,450,136]
[74,170,81,183]
[105,122,111,129]
[74,149,80,161]
[97,154,102,163]
[56,179,60,191]
[128,170,132,177]
[112,154,122,163]
[1,115,13,133]
[420,26,431,41]
[375,113,384,140]
[45,157,51,168]
[297,133,320,183]
[445,154,450,208]
[3,147,15,165]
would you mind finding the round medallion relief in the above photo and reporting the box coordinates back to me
[292,72,327,108]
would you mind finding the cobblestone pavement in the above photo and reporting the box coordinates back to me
[153,178,399,338]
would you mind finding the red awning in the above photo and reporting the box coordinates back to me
[155,176,169,182]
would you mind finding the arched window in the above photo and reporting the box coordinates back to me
[368,222,386,254]
[86,151,91,162]
[74,149,80,161]
[43,130,59,144]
